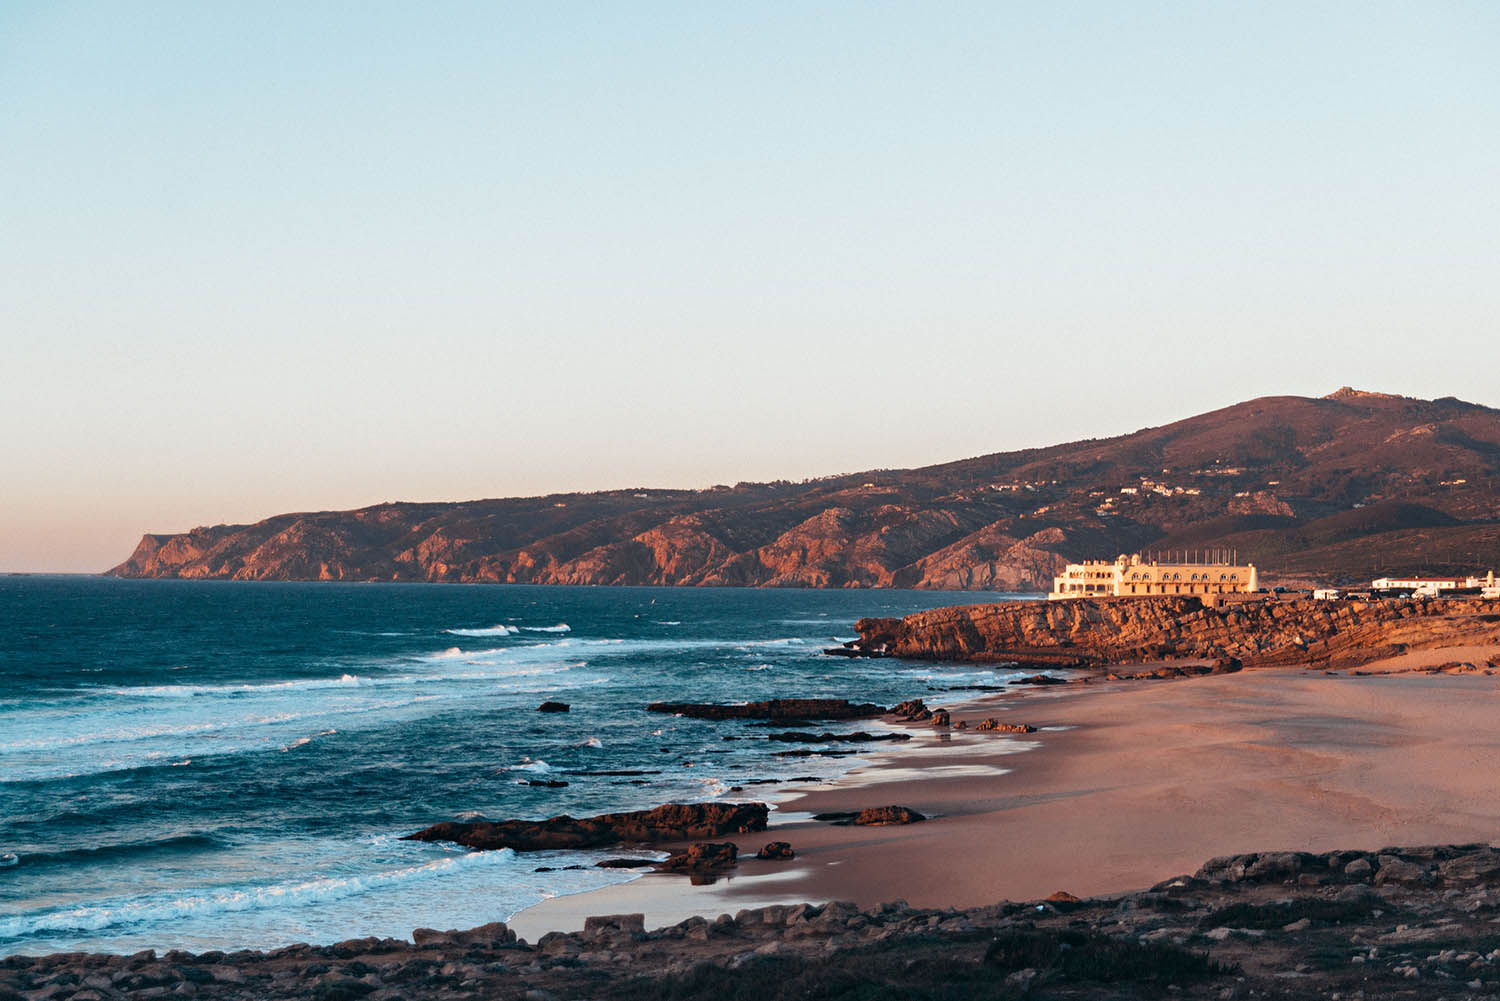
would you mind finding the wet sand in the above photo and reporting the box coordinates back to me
[511,662,1500,939]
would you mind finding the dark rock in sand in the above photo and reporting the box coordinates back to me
[889,698,932,721]
[975,719,1037,734]
[537,701,570,713]
[646,698,886,721]
[1011,674,1067,686]
[595,858,657,869]
[404,801,768,852]
[657,842,739,874]
[814,806,926,827]
[756,841,795,860]
[852,806,926,826]
[931,709,950,727]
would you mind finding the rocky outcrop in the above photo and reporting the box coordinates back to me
[647,699,887,721]
[853,596,1500,671]
[814,806,927,826]
[403,802,769,852]
[108,391,1500,587]
[765,731,911,744]
[975,719,1036,733]
[656,842,739,876]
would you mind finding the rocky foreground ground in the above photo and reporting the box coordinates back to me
[8,843,1500,1000]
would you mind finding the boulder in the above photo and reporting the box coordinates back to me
[975,719,1037,733]
[657,842,739,874]
[756,842,795,861]
[582,914,644,935]
[851,806,926,826]
[765,731,910,744]
[646,699,886,721]
[537,701,570,713]
[404,802,769,852]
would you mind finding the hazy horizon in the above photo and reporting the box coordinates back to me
[5,2,1498,572]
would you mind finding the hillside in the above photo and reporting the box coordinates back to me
[108,388,1500,588]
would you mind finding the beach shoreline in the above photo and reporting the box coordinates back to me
[511,655,1500,939]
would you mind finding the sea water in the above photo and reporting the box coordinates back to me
[0,577,1036,956]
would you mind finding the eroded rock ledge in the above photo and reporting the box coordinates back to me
[646,698,887,721]
[403,802,769,852]
[10,843,1500,1000]
[851,595,1500,671]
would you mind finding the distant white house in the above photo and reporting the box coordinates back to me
[1372,572,1496,596]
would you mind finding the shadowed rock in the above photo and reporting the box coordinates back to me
[764,731,910,744]
[814,806,927,827]
[657,842,739,875]
[647,699,887,721]
[404,802,769,852]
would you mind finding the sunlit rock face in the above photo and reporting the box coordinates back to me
[109,390,1500,586]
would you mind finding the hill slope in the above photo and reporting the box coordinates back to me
[109,388,1500,588]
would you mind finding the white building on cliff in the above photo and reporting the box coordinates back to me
[1049,553,1258,600]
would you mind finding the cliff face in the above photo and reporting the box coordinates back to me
[110,388,1500,585]
[854,596,1500,670]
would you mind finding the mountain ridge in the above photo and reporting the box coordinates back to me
[109,389,1500,588]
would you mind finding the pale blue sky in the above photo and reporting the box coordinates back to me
[3,2,1498,571]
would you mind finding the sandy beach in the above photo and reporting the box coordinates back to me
[512,660,1500,939]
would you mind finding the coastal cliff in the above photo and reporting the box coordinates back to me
[853,596,1500,671]
[109,389,1500,585]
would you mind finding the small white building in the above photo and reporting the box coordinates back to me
[1372,572,1499,597]
[1371,575,1482,593]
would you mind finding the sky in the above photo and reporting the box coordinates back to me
[3,2,1498,572]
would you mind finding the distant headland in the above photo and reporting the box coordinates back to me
[108,389,1500,587]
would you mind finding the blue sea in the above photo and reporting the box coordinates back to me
[0,577,1035,957]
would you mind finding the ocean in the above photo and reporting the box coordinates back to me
[0,576,1035,957]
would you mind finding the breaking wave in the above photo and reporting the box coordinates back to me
[1,834,225,872]
[0,848,516,939]
[444,625,519,637]
[102,675,365,698]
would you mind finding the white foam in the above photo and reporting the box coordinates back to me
[522,624,571,633]
[444,625,520,637]
[0,848,517,938]
[506,757,551,773]
[100,675,365,699]
[577,736,603,749]
[280,729,337,752]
